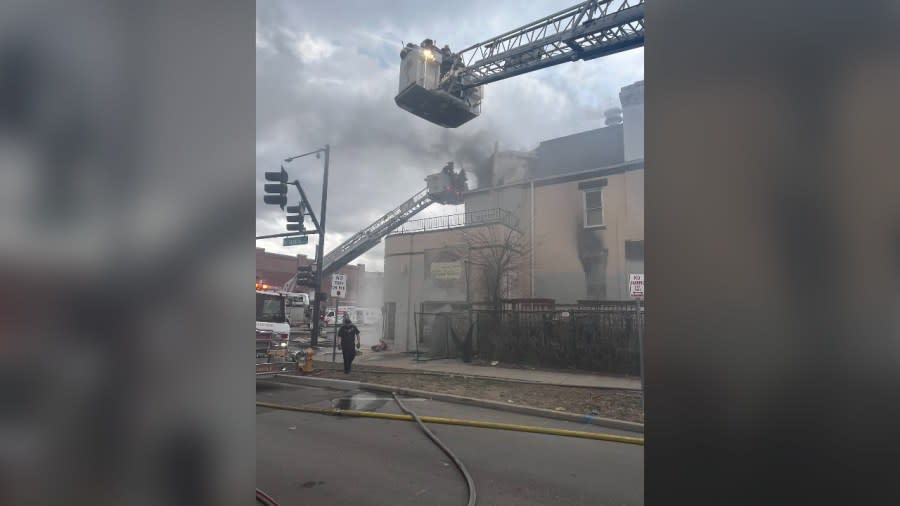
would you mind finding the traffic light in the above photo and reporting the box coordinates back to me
[295,265,317,287]
[263,166,289,209]
[286,204,305,232]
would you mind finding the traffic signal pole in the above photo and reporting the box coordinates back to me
[309,145,329,348]
[270,144,330,349]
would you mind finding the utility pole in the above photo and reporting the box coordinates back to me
[310,145,329,348]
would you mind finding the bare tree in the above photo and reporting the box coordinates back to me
[463,225,530,311]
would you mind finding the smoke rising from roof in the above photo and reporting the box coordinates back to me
[256,0,643,268]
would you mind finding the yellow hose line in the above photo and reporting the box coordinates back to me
[256,401,644,446]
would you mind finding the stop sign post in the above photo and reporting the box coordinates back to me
[629,273,645,412]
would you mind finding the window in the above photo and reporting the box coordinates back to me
[255,293,285,323]
[584,189,604,227]
[625,240,644,260]
[585,250,608,299]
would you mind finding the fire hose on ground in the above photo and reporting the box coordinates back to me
[255,487,279,506]
[392,391,477,506]
[255,400,644,445]
[255,397,643,506]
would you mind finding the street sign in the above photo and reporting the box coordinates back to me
[331,273,347,298]
[629,273,644,298]
[283,235,309,246]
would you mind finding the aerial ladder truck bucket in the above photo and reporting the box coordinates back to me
[396,0,644,128]
[396,40,483,128]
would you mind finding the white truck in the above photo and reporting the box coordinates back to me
[283,291,312,332]
[351,307,382,327]
[323,306,354,326]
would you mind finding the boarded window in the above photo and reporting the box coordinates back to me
[625,240,644,260]
[384,302,396,340]
[585,249,608,299]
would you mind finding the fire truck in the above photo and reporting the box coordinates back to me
[255,287,294,377]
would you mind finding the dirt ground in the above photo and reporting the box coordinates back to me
[310,361,644,423]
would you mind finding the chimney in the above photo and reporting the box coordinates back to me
[619,80,644,161]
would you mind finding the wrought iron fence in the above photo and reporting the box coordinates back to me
[473,301,644,374]
[392,208,518,235]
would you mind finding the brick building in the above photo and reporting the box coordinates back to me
[255,247,381,306]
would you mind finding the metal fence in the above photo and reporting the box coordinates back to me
[474,301,644,374]
[414,311,473,360]
[392,208,519,235]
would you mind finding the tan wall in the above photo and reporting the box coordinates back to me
[383,223,526,350]
[508,167,644,302]
[383,166,643,348]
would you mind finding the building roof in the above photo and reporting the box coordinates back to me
[531,124,624,179]
[619,80,644,107]
[464,158,643,197]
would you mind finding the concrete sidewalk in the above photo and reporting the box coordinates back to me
[315,350,641,390]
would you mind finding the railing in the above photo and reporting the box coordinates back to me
[390,208,519,235]
[411,302,644,373]
[474,302,644,374]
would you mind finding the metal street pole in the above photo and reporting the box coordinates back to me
[285,144,330,349]
[636,297,644,413]
[310,144,329,348]
[255,231,317,240]
[332,293,340,364]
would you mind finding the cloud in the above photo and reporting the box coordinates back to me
[256,0,644,271]
[286,31,336,63]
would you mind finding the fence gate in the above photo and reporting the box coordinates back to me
[414,311,470,360]
[383,302,396,342]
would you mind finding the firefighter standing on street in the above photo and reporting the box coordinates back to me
[337,316,361,374]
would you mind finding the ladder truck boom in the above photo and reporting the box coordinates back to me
[395,0,644,127]
[320,187,434,275]
[283,163,467,292]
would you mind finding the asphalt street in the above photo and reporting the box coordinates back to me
[257,380,643,505]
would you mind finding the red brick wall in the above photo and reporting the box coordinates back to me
[255,248,372,304]
[256,248,309,288]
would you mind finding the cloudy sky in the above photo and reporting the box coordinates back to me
[256,0,643,271]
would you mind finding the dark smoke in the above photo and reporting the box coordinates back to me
[471,158,493,189]
[426,127,495,189]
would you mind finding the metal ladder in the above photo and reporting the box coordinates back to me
[320,187,434,275]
